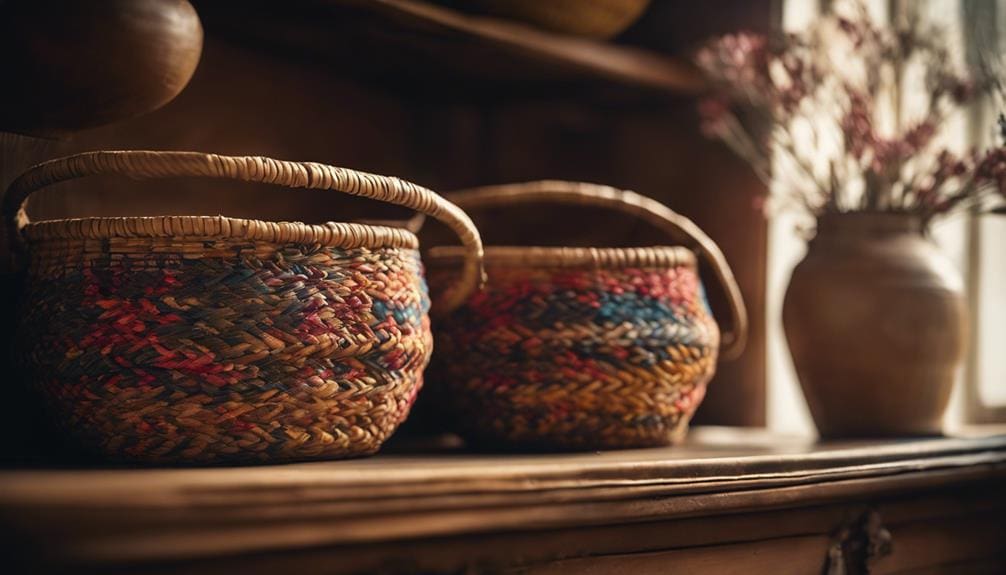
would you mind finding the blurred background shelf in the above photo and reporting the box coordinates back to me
[194,0,707,105]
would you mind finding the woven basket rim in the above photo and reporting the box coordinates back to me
[21,215,420,250]
[426,245,696,269]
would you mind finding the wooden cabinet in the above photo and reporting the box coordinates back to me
[2,428,1004,574]
[4,4,1000,573]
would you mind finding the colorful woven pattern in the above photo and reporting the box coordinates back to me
[6,151,485,465]
[17,237,432,464]
[428,263,720,450]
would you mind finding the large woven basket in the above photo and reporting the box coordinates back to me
[3,150,483,464]
[425,181,746,450]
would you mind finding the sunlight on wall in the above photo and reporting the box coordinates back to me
[765,0,821,436]
[977,218,1006,405]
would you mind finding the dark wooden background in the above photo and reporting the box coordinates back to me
[0,1,776,456]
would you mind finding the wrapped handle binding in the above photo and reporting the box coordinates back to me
[3,150,485,313]
[447,180,748,359]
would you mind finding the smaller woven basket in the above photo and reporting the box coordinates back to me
[426,181,746,450]
[4,150,483,464]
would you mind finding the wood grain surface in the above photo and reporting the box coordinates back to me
[0,427,1003,573]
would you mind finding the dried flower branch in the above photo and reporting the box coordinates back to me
[694,0,1005,224]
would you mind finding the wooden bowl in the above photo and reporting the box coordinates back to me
[0,0,203,137]
[467,0,651,39]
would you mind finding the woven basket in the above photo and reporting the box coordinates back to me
[425,181,746,450]
[3,150,483,464]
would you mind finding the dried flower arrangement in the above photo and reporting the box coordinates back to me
[693,0,1006,225]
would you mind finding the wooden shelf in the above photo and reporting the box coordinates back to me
[192,0,706,104]
[1,427,1004,573]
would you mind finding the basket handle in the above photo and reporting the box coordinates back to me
[447,180,747,359]
[2,150,485,314]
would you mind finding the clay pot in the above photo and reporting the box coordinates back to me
[467,0,651,39]
[0,0,203,138]
[783,212,967,438]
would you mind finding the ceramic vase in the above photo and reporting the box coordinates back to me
[783,212,967,437]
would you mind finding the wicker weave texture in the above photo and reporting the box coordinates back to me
[6,151,484,464]
[22,239,431,462]
[429,264,717,450]
[425,181,745,450]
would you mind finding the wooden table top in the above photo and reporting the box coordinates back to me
[1,426,1004,567]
